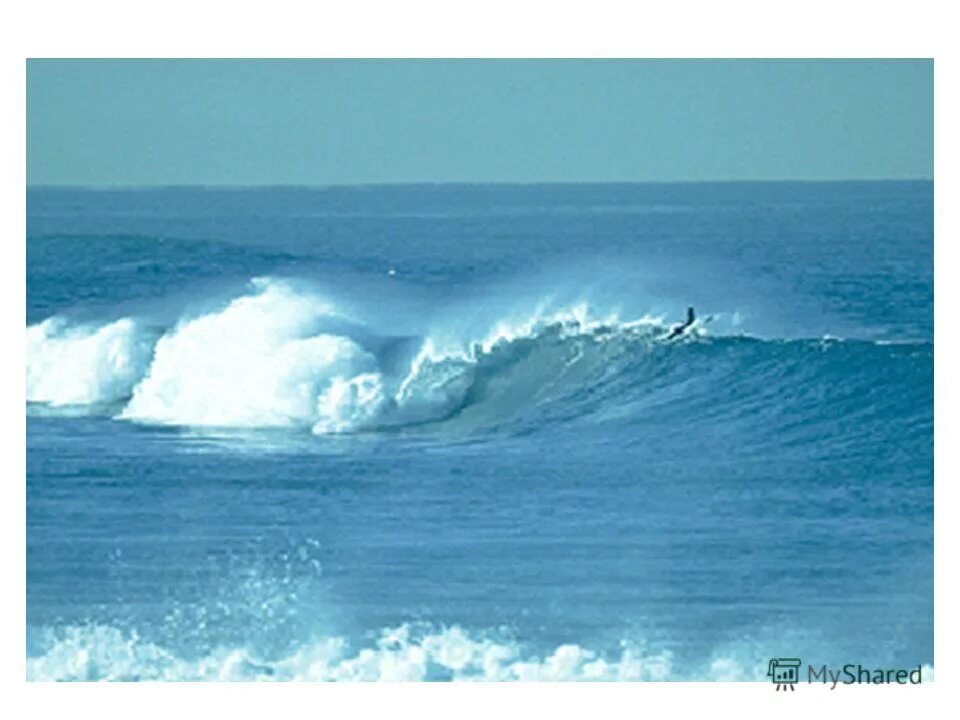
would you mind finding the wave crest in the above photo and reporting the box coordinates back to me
[120,280,378,428]
[27,279,673,434]
[26,317,155,406]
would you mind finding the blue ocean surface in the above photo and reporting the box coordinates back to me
[26,182,933,681]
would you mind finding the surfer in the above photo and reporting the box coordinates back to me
[666,306,696,339]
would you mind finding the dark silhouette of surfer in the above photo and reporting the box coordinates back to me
[666,306,695,339]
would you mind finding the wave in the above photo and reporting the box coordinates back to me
[120,279,380,428]
[26,622,746,682]
[26,317,156,407]
[26,277,930,436]
[26,278,664,432]
[29,621,935,682]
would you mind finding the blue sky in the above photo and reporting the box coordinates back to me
[26,59,932,185]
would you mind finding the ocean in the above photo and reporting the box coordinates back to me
[26,181,933,681]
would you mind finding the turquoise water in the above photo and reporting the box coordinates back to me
[26,182,933,680]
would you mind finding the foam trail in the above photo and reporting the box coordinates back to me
[26,317,154,406]
[38,621,922,682]
[26,623,692,681]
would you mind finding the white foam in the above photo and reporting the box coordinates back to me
[122,279,377,428]
[26,317,153,406]
[26,623,694,682]
[313,373,386,434]
[421,301,662,363]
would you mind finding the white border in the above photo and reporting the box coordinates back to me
[3,1,953,718]
[3,0,950,58]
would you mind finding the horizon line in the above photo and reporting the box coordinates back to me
[26,177,934,191]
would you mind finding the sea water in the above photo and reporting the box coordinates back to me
[26,182,933,680]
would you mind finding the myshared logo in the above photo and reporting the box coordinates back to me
[767,658,801,691]
[768,658,924,691]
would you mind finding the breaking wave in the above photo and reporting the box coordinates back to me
[26,317,156,407]
[33,618,933,682]
[26,278,670,434]
[27,622,752,682]
[26,276,928,438]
